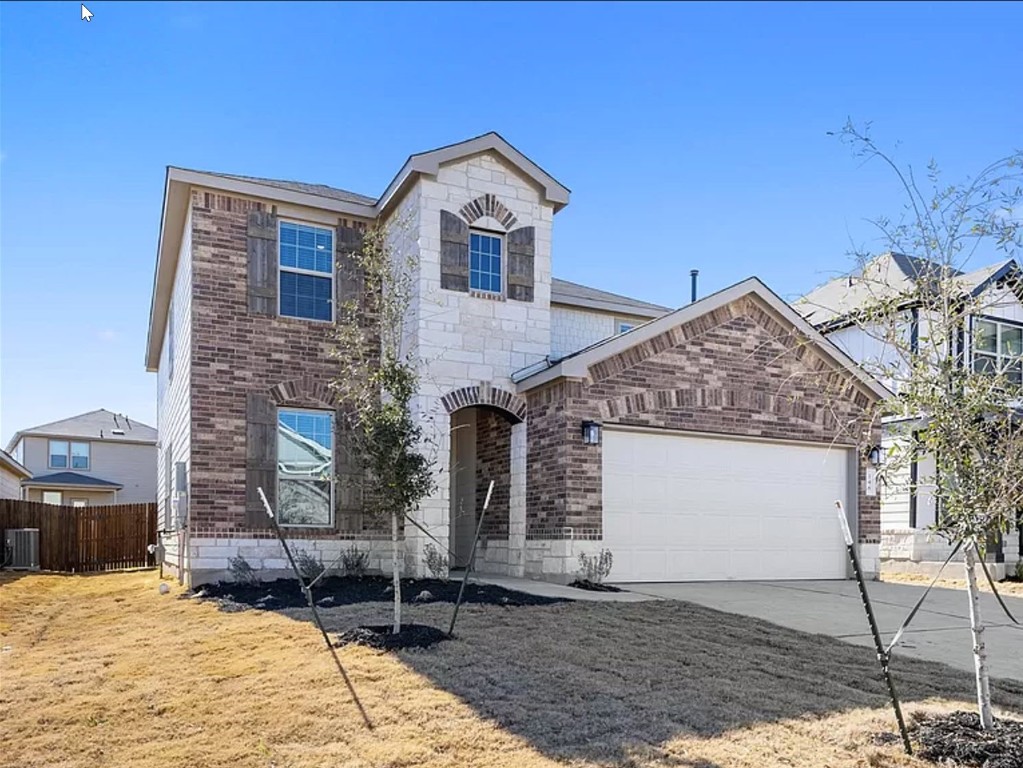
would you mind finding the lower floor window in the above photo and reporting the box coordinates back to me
[70,498,88,508]
[42,491,62,505]
[277,409,334,526]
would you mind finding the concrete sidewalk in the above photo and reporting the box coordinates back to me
[623,580,1023,679]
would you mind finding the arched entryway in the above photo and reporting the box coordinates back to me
[442,384,526,570]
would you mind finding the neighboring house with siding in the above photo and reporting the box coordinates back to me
[147,131,888,586]
[0,449,31,499]
[795,253,1022,576]
[5,410,157,505]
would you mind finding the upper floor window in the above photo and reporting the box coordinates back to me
[616,320,636,334]
[279,221,333,321]
[470,231,502,295]
[277,409,334,526]
[49,440,90,470]
[973,317,1022,386]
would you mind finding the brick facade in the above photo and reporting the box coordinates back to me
[475,408,512,539]
[188,190,386,542]
[525,294,882,545]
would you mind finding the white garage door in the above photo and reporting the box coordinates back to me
[602,429,851,582]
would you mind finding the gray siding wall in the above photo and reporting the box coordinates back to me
[156,206,193,567]
[0,467,22,499]
[17,434,156,502]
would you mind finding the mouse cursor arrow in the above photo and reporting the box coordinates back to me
[81,4,93,21]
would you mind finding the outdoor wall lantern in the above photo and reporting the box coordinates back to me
[866,444,884,467]
[581,420,602,445]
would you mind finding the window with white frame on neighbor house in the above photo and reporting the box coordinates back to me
[276,409,333,526]
[48,440,90,470]
[42,491,62,505]
[469,231,502,294]
[278,221,334,321]
[973,318,1023,386]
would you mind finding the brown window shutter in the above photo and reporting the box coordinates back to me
[245,392,277,528]
[247,210,278,316]
[507,226,535,302]
[440,210,469,292]
[334,413,363,533]
[336,223,364,313]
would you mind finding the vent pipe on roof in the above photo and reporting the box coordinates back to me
[690,270,699,303]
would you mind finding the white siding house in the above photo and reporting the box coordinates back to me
[796,253,1022,575]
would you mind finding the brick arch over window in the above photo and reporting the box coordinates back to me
[442,383,527,423]
[458,194,518,231]
[267,378,339,408]
[599,387,835,428]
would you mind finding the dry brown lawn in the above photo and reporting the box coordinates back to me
[881,571,1023,597]
[1,571,1020,768]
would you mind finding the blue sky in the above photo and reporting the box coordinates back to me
[1,1,1021,446]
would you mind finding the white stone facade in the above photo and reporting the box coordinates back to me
[880,528,1019,579]
[183,536,399,586]
[384,152,555,576]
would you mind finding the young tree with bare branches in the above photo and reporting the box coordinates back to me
[804,123,1023,727]
[331,220,436,635]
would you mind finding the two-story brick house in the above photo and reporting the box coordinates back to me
[5,409,157,504]
[147,132,888,586]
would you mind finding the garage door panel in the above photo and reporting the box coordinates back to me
[602,430,850,582]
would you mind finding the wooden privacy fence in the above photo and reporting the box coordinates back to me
[0,500,157,572]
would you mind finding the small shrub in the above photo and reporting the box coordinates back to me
[423,543,449,580]
[228,554,259,585]
[578,549,614,584]
[1014,559,1023,581]
[341,544,369,578]
[294,549,325,582]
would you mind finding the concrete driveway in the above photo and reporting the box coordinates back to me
[622,580,1023,680]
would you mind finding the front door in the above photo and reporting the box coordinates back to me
[450,409,477,568]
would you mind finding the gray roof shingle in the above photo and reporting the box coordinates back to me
[794,252,969,327]
[551,278,671,318]
[189,169,377,206]
[22,471,123,489]
[7,409,156,450]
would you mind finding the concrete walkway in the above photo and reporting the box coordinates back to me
[623,580,1023,680]
[463,573,657,602]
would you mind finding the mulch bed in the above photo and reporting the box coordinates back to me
[335,623,449,651]
[568,579,623,593]
[912,710,1023,767]
[189,575,570,611]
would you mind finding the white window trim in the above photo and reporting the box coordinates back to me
[48,440,70,470]
[48,440,90,471]
[277,219,335,324]
[971,314,1023,376]
[615,318,637,334]
[42,491,63,505]
[70,441,91,471]
[469,228,506,297]
[276,407,335,528]
[70,498,88,507]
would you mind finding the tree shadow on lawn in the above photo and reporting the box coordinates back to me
[284,597,1023,766]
